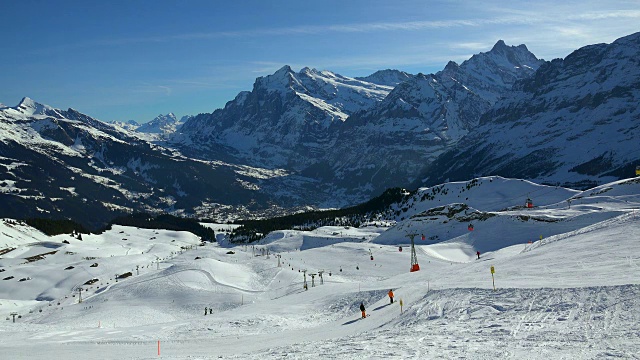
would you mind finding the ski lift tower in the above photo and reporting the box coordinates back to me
[406,232,420,272]
[302,269,308,290]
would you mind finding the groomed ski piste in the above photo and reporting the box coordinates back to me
[1,176,639,359]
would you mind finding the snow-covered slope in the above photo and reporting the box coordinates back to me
[0,219,50,249]
[419,31,640,190]
[1,177,639,359]
[375,177,640,258]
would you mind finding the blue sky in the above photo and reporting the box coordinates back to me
[1,0,639,123]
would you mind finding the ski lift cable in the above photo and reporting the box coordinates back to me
[447,164,635,212]
[403,151,640,238]
[418,147,640,212]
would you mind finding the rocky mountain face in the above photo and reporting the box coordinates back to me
[416,32,640,189]
[172,66,395,169]
[303,41,544,197]
[0,98,281,229]
[172,42,543,202]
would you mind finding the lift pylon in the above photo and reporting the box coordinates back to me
[406,232,420,272]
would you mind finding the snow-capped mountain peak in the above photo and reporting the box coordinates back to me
[1,97,58,118]
[257,65,298,92]
[490,39,508,51]
[17,97,53,115]
[356,69,414,87]
[136,113,181,134]
[438,40,544,103]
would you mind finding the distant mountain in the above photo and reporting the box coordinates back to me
[355,69,413,87]
[320,40,544,196]
[137,113,181,135]
[416,32,640,189]
[109,119,139,130]
[173,66,394,169]
[0,98,281,228]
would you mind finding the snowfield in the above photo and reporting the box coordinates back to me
[1,177,639,359]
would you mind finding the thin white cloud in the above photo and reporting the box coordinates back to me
[33,7,640,55]
[567,9,640,20]
[131,85,172,96]
[449,42,494,51]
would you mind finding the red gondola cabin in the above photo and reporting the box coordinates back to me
[526,198,533,208]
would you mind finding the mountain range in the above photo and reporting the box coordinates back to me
[416,32,640,189]
[0,97,282,228]
[1,32,639,228]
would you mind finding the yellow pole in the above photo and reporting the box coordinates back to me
[490,265,496,291]
[399,299,403,313]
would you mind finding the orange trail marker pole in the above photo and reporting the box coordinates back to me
[158,340,160,356]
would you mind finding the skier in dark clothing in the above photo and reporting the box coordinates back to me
[204,307,208,316]
[360,302,366,318]
[476,251,481,260]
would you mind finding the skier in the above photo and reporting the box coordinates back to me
[360,302,366,318]
[388,289,394,304]
[204,307,208,316]
[476,251,481,260]
[209,308,212,315]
